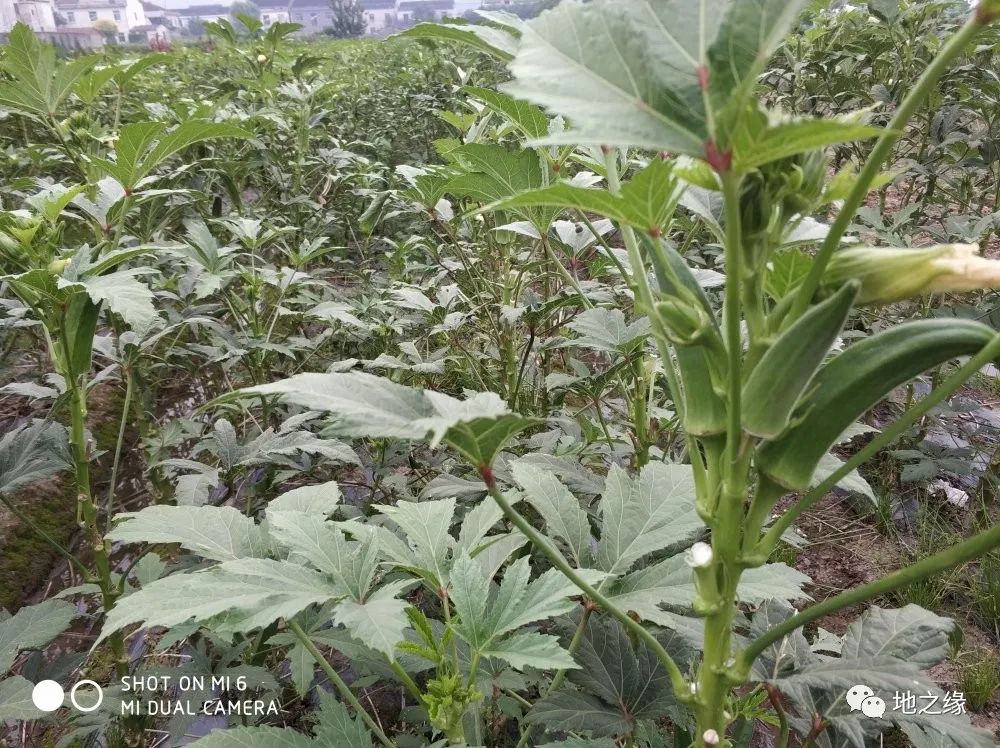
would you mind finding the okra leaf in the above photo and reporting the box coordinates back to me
[480,631,577,670]
[0,676,45,721]
[607,555,808,623]
[765,248,814,300]
[731,114,882,172]
[332,580,414,661]
[0,420,71,497]
[840,605,953,670]
[596,463,701,576]
[98,559,343,641]
[0,24,96,121]
[527,689,629,736]
[142,120,250,178]
[266,480,343,516]
[561,615,679,726]
[465,86,550,139]
[485,159,681,236]
[900,723,994,748]
[107,505,269,562]
[505,0,808,158]
[776,658,994,748]
[374,498,456,587]
[869,0,900,24]
[449,554,604,670]
[0,599,76,672]
[267,512,378,600]
[78,269,158,331]
[187,726,315,747]
[94,120,250,190]
[811,453,877,505]
[235,372,536,466]
[511,461,593,568]
[447,143,558,229]
[312,691,375,747]
[397,16,522,61]
[559,307,651,354]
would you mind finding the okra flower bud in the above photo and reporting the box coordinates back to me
[47,258,70,274]
[656,298,714,346]
[821,244,1000,304]
[686,541,713,569]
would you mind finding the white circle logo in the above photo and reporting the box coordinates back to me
[70,680,104,713]
[31,680,65,712]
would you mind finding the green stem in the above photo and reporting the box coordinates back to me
[510,327,536,412]
[690,170,748,748]
[739,521,1000,671]
[104,364,134,533]
[787,12,988,323]
[576,209,629,278]
[755,334,1000,558]
[480,470,690,701]
[288,620,397,748]
[68,376,128,678]
[389,660,422,703]
[719,172,744,476]
[765,685,791,748]
[542,235,593,310]
[515,605,593,748]
[603,149,685,423]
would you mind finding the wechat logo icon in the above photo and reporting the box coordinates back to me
[846,684,887,718]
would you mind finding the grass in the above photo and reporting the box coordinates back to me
[971,552,1000,634]
[958,649,1000,711]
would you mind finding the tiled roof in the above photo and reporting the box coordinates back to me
[176,3,231,14]
[57,0,128,8]
[398,0,455,9]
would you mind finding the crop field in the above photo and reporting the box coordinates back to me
[2,1,1000,746]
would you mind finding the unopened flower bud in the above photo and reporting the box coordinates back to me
[686,541,713,568]
[47,258,70,274]
[257,54,267,63]
[656,298,712,346]
[822,244,1000,304]
[703,728,720,746]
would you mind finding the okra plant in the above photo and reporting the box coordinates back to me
[60,0,1000,746]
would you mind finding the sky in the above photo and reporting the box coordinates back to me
[157,0,485,11]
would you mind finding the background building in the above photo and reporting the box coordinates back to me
[0,0,57,33]
[55,0,151,42]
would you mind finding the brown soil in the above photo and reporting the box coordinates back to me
[791,494,1000,738]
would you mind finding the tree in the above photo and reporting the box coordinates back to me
[93,18,119,42]
[230,0,261,22]
[327,0,365,37]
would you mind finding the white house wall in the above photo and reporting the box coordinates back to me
[0,0,58,32]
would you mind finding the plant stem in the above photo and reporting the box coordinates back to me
[515,605,593,748]
[603,148,685,425]
[739,520,1000,671]
[689,170,749,747]
[479,469,690,700]
[68,376,128,678]
[787,12,987,323]
[389,660,423,703]
[104,364,134,533]
[510,326,536,412]
[288,620,397,748]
